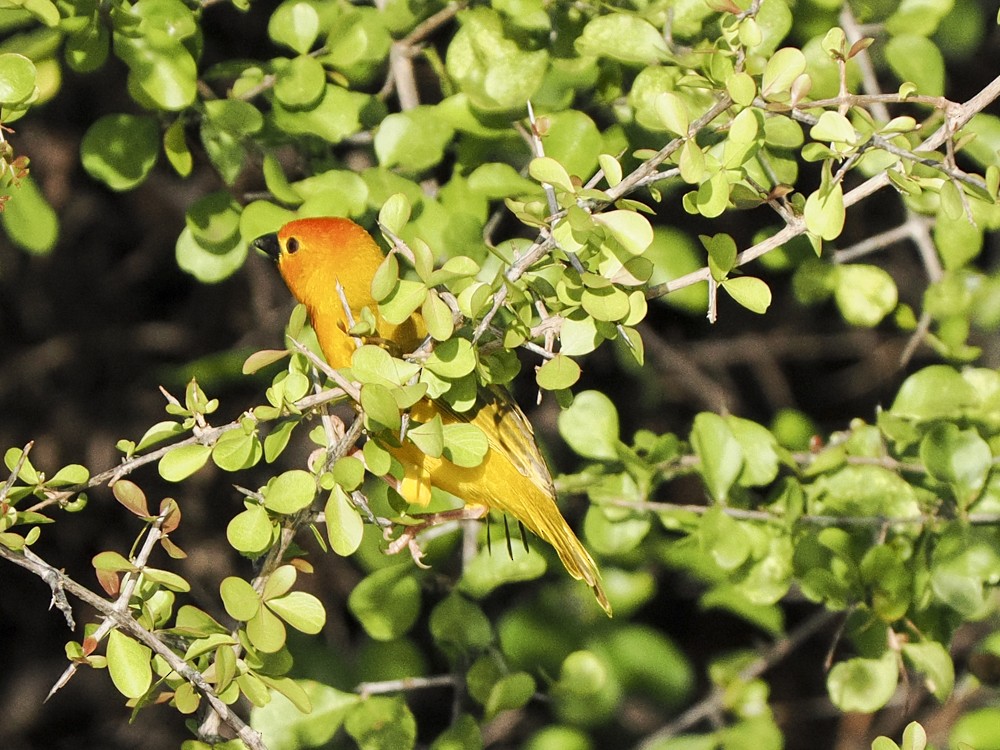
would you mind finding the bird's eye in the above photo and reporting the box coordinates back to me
[285,237,300,254]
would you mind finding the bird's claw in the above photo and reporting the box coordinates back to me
[384,525,430,568]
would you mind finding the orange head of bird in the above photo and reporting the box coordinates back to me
[251,217,385,312]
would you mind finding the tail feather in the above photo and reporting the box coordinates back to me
[527,506,612,616]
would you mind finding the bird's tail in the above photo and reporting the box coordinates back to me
[528,508,612,616]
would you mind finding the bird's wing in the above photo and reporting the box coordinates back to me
[440,385,555,494]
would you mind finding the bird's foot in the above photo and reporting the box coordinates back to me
[384,506,489,568]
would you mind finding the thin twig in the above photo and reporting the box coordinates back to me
[46,501,173,700]
[634,609,839,749]
[0,544,265,750]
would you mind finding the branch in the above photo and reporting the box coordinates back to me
[0,544,265,750]
[47,502,173,700]
[357,673,459,698]
[634,608,839,749]
[610,498,1000,528]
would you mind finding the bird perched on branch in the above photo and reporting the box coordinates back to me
[253,217,610,615]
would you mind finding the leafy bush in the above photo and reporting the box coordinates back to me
[2,0,1000,748]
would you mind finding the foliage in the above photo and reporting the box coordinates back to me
[2,0,1000,748]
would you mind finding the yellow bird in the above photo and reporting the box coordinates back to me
[253,217,610,615]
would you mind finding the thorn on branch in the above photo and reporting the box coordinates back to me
[42,566,75,629]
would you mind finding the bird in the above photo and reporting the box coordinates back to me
[252,217,611,615]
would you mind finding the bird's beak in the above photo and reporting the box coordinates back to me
[252,233,281,261]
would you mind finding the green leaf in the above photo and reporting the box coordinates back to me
[558,390,620,460]
[361,382,402,432]
[142,567,190,592]
[251,680,360,750]
[827,651,898,712]
[220,576,261,621]
[345,695,417,750]
[543,110,603,181]
[374,106,455,173]
[115,32,197,111]
[702,232,738,281]
[81,114,160,192]
[17,0,59,26]
[158,444,211,482]
[559,313,601,356]
[761,47,807,100]
[722,277,772,314]
[575,13,668,65]
[263,469,316,514]
[654,92,689,137]
[348,565,421,640]
[727,71,757,107]
[364,440,392,476]
[379,279,427,325]
[268,0,320,54]
[804,181,845,241]
[247,601,288,653]
[164,118,192,177]
[484,672,536,721]
[529,157,574,193]
[810,111,856,144]
[950,708,1000,750]
[107,629,153,700]
[700,506,752,570]
[445,8,548,112]
[919,423,991,508]
[581,285,630,322]
[132,421,185,452]
[0,53,37,105]
[598,154,623,188]
[430,714,482,750]
[584,504,651,556]
[429,593,493,658]
[901,722,927,750]
[599,625,693,707]
[212,429,262,472]
[694,170,731,219]
[226,504,274,556]
[834,265,898,326]
[175,227,249,284]
[371,253,400,303]
[407,415,444,458]
[593,210,654,255]
[424,338,477,379]
[902,642,954,701]
[536,354,581,391]
[378,193,411,235]
[885,35,944,96]
[323,7,393,86]
[325,486,363,556]
[727,416,780,487]
[93,550,136,572]
[267,591,327,634]
[333,456,366,491]
[204,99,263,137]
[690,413,743,504]
[271,85,370,144]
[2,175,58,254]
[352,345,421,387]
[442,422,489,468]
[243,349,289,375]
[678,139,707,184]
[422,290,455,342]
[262,564,297,601]
[890,365,978,420]
[274,55,326,109]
